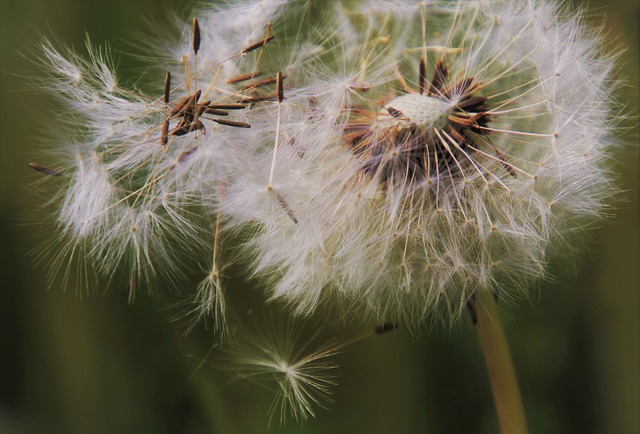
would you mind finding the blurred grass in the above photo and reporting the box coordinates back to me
[1,1,638,433]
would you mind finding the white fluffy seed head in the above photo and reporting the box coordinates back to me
[31,0,621,327]
[27,0,624,422]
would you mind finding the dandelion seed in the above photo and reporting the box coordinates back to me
[220,317,398,425]
[241,35,275,56]
[29,162,63,177]
[163,71,171,104]
[192,18,201,55]
[206,103,246,110]
[188,211,228,336]
[227,71,263,84]
[212,118,251,128]
[221,318,339,425]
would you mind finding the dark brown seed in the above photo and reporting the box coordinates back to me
[208,103,246,110]
[275,193,298,224]
[192,119,206,135]
[172,116,193,135]
[446,125,465,144]
[288,137,304,159]
[487,143,517,178]
[171,123,190,136]
[419,57,426,95]
[163,71,171,104]
[386,106,404,118]
[276,71,284,103]
[239,74,285,91]
[240,35,274,55]
[226,71,263,84]
[213,118,251,128]
[28,162,62,177]
[195,103,206,115]
[175,116,190,129]
[457,95,487,110]
[161,119,169,145]
[429,58,449,95]
[203,108,229,116]
[170,90,202,117]
[192,18,201,55]
[195,102,208,116]
[448,114,476,128]
[169,96,189,117]
[173,119,207,136]
[497,152,517,178]
[238,94,277,104]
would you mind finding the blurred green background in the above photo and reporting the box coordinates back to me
[0,1,638,433]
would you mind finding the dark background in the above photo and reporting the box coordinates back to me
[1,1,638,433]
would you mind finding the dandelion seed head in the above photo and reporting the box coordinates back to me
[31,0,621,331]
[27,0,627,425]
[221,0,621,327]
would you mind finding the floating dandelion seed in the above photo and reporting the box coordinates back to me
[219,319,396,425]
[221,318,340,425]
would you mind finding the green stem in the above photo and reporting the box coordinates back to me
[473,294,528,434]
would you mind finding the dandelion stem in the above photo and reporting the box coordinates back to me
[474,294,528,434]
